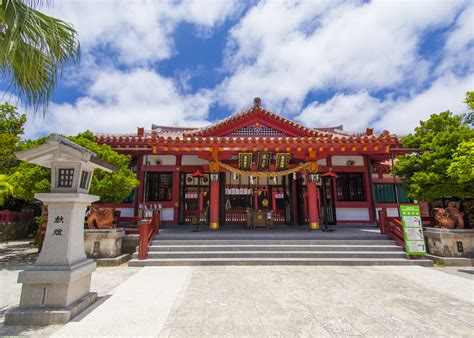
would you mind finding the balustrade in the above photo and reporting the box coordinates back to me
[138,210,160,260]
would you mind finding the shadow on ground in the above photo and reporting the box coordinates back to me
[0,241,38,270]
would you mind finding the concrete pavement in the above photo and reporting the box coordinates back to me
[1,264,473,337]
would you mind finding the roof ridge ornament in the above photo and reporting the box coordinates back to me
[254,97,261,108]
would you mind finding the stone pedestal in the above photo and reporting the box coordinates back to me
[5,193,99,326]
[424,228,474,258]
[84,228,125,258]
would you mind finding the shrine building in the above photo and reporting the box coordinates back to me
[95,98,412,230]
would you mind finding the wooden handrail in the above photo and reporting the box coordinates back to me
[378,209,405,248]
[138,210,161,260]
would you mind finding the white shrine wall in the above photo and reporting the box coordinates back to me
[143,155,176,165]
[335,207,371,221]
[331,155,364,166]
[182,155,209,165]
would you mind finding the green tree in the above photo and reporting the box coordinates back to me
[0,172,19,205]
[0,102,26,169]
[68,132,139,202]
[10,132,139,203]
[0,0,79,112]
[464,91,474,125]
[396,111,474,201]
[0,104,138,204]
[9,133,139,203]
[448,140,474,186]
[7,161,50,202]
[465,91,474,111]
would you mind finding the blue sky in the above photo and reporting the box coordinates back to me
[5,0,474,138]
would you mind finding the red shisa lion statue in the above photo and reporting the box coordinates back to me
[87,205,116,229]
[433,201,464,229]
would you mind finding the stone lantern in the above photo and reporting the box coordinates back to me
[5,134,115,326]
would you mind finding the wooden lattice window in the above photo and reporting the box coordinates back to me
[145,172,173,201]
[336,173,366,201]
[374,183,411,203]
[58,168,74,187]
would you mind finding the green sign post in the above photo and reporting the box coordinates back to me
[400,205,426,255]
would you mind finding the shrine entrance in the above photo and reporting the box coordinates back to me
[320,176,337,229]
[178,169,336,230]
[179,172,210,225]
[222,172,288,226]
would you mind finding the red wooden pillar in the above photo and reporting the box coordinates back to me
[379,208,387,234]
[291,178,298,225]
[209,173,220,230]
[271,191,277,212]
[364,155,376,224]
[307,174,320,230]
[137,155,145,210]
[172,155,182,224]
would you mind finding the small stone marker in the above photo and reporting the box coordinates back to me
[5,134,115,326]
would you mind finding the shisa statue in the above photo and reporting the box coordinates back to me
[433,201,464,229]
[87,205,116,229]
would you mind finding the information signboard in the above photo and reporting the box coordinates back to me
[400,205,426,255]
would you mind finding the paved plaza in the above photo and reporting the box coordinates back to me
[1,242,473,337]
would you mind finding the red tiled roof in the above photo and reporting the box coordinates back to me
[93,100,398,144]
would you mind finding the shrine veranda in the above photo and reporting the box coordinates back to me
[95,98,416,230]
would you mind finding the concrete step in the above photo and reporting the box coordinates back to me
[128,257,434,267]
[148,244,403,252]
[133,251,407,259]
[151,239,395,246]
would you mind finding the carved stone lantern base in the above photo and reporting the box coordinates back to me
[5,193,99,326]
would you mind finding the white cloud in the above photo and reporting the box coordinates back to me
[374,72,474,134]
[218,0,469,114]
[437,3,474,76]
[24,68,213,138]
[21,1,474,139]
[297,91,387,131]
[297,72,474,134]
[24,0,243,138]
[46,0,241,65]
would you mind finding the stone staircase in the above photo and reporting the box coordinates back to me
[128,237,433,267]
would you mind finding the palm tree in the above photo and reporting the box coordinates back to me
[0,0,79,113]
[0,172,18,205]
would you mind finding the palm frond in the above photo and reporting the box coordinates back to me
[0,0,79,114]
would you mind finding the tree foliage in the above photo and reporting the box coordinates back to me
[0,172,19,205]
[0,104,138,205]
[396,108,474,202]
[464,91,474,125]
[0,0,80,112]
[9,132,139,204]
[0,102,26,168]
[448,140,474,185]
[68,132,139,203]
[465,91,474,111]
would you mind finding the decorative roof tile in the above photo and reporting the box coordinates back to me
[93,99,399,145]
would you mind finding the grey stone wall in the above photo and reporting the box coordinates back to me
[122,234,139,254]
[0,221,36,242]
[424,228,474,258]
